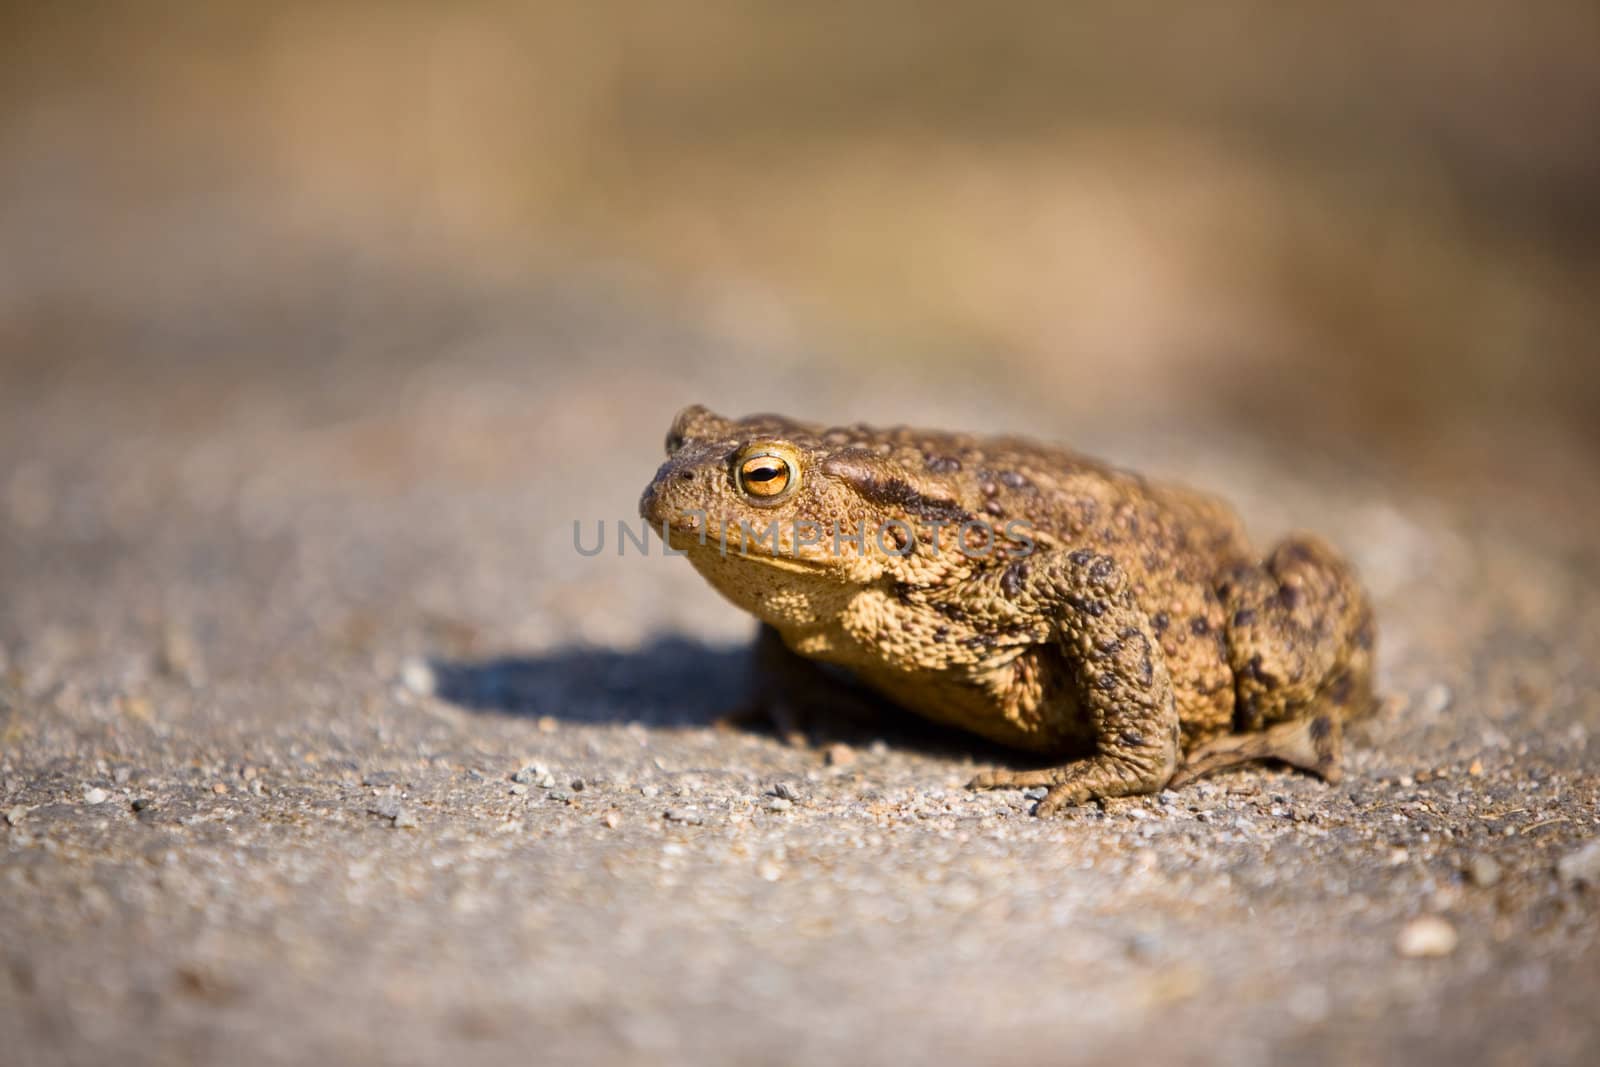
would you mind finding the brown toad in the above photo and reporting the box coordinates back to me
[639,406,1377,814]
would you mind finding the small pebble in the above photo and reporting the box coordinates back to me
[570,778,586,792]
[1396,916,1459,958]
[368,799,403,821]
[398,658,436,697]
[766,797,793,813]
[157,625,205,684]
[537,773,557,789]
[1417,683,1453,717]
[824,743,856,767]
[511,764,547,785]
[509,783,528,796]
[663,808,704,825]
[769,782,799,801]
[1023,787,1050,801]
[602,810,621,829]
[83,787,110,806]
[1465,854,1502,888]
[392,809,419,829]
[1556,838,1600,888]
[1468,760,1484,776]
[4,805,26,826]
[131,798,152,812]
[640,785,660,799]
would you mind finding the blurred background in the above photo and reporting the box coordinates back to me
[5,0,1600,663]
[5,1,1599,499]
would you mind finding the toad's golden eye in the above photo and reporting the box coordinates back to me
[737,452,797,500]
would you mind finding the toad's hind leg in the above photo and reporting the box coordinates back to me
[1222,535,1375,729]
[1176,535,1376,787]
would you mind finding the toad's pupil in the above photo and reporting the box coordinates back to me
[740,457,792,497]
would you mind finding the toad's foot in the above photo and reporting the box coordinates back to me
[1167,709,1343,789]
[970,753,1175,816]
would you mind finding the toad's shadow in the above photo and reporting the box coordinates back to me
[432,637,747,729]
[431,636,1022,764]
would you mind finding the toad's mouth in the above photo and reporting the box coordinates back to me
[665,527,825,566]
[660,523,835,570]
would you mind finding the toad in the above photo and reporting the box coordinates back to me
[640,406,1377,814]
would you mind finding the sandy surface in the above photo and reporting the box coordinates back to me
[2,280,1598,1067]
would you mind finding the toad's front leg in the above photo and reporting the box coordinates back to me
[718,624,890,746]
[967,549,1180,815]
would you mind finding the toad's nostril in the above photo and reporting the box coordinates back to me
[677,470,694,481]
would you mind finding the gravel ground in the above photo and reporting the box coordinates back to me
[2,284,1598,1067]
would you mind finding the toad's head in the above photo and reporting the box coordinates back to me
[639,405,992,627]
